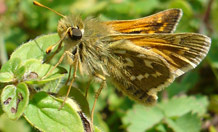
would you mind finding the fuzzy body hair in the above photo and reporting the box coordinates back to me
[57,15,122,79]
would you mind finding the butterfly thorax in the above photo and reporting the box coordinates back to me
[57,15,114,77]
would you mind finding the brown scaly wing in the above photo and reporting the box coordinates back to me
[104,33,210,104]
[107,40,175,104]
[104,9,182,34]
[105,33,211,77]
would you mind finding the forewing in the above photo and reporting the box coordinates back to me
[107,40,175,104]
[104,9,182,34]
[105,33,211,77]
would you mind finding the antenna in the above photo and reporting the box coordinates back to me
[33,1,65,17]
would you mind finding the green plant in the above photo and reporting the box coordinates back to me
[0,0,217,132]
[0,34,101,132]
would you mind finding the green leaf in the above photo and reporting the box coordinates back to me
[58,86,91,118]
[165,118,182,132]
[0,58,22,73]
[176,113,201,132]
[93,113,109,132]
[14,66,26,80]
[154,124,168,132]
[0,58,26,82]
[24,92,85,132]
[0,58,65,84]
[121,96,208,132]
[23,59,65,84]
[41,77,63,93]
[166,113,201,132]
[0,114,31,132]
[0,105,3,116]
[0,72,14,83]
[6,34,66,84]
[158,96,208,117]
[1,83,29,120]
[193,95,209,115]
[166,71,199,98]
[95,126,103,132]
[10,34,59,62]
[122,105,164,132]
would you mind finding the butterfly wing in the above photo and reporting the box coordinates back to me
[104,33,210,104]
[106,40,175,104]
[105,33,211,77]
[102,9,210,105]
[104,9,182,34]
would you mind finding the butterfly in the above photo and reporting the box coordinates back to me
[33,1,211,124]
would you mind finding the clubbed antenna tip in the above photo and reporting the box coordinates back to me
[33,1,65,18]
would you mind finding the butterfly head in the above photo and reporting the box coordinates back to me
[58,15,84,42]
[33,1,84,45]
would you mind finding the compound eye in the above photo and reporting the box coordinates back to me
[70,28,82,40]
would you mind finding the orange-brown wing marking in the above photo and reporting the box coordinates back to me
[105,33,211,77]
[108,40,174,104]
[104,9,182,34]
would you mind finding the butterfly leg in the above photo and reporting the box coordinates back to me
[65,65,73,85]
[44,27,71,63]
[42,27,72,79]
[43,41,62,64]
[58,52,79,110]
[42,51,67,79]
[85,79,92,98]
[91,74,106,123]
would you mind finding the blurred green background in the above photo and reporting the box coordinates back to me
[0,0,218,132]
